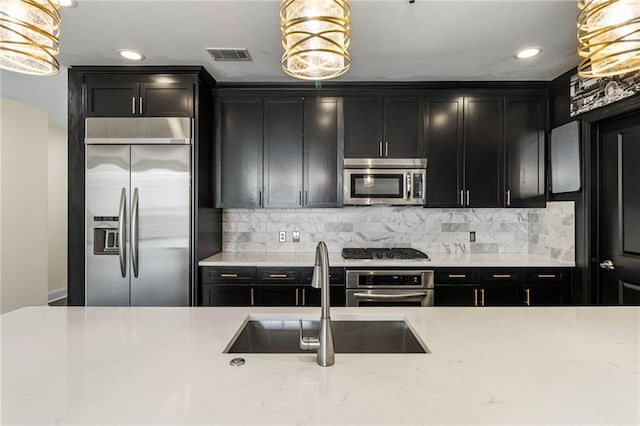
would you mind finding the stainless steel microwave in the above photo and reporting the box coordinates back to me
[343,158,427,206]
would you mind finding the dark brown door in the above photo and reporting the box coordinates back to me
[600,115,640,305]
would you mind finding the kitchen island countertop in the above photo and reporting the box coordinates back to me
[198,251,575,268]
[2,306,638,425]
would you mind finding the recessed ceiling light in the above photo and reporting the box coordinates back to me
[58,0,78,7]
[117,49,145,61]
[514,47,542,59]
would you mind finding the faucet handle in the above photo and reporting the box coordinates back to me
[299,320,320,351]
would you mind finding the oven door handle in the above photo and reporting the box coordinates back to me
[353,292,428,300]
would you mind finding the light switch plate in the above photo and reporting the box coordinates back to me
[292,231,300,243]
[279,231,286,243]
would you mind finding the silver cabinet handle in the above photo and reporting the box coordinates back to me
[295,288,299,306]
[250,288,255,306]
[220,273,238,278]
[525,288,531,306]
[118,188,127,278]
[299,190,303,205]
[139,97,143,115]
[302,288,306,306]
[304,190,308,206]
[460,190,464,206]
[599,260,615,270]
[269,274,288,278]
[537,274,557,278]
[492,274,512,279]
[466,190,470,206]
[132,97,136,115]
[378,141,383,158]
[448,274,467,278]
[473,289,478,306]
[385,141,389,157]
[353,292,428,300]
[480,288,485,306]
[131,188,139,278]
[506,189,511,206]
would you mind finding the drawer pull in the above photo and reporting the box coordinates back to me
[480,288,485,306]
[250,288,255,306]
[448,274,467,278]
[492,274,512,279]
[269,274,289,278]
[220,273,238,278]
[525,288,531,306]
[296,288,299,306]
[537,274,557,278]
[473,289,478,306]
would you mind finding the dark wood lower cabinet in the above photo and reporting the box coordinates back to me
[203,285,253,307]
[435,285,520,306]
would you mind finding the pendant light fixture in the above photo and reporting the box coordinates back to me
[0,0,61,76]
[280,0,351,80]
[578,0,640,77]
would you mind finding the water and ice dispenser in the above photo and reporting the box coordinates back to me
[93,216,120,255]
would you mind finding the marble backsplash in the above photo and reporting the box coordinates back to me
[222,201,575,261]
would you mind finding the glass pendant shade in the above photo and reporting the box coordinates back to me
[578,0,640,77]
[0,0,61,76]
[280,0,351,80]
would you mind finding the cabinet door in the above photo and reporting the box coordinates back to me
[86,82,139,117]
[464,97,504,207]
[481,286,521,306]
[303,286,346,307]
[255,286,299,306]
[504,97,545,207]
[425,98,464,207]
[216,98,263,208]
[304,98,341,207]
[202,285,253,307]
[383,97,423,158]
[264,98,304,207]
[434,285,476,306]
[139,83,193,117]
[523,284,569,306]
[344,97,383,158]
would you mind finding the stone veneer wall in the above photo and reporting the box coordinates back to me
[222,201,575,261]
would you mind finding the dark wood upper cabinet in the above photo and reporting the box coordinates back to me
[216,96,342,209]
[344,96,423,158]
[86,80,193,117]
[344,97,383,158]
[504,97,546,207]
[383,97,423,158]
[86,82,139,116]
[216,98,263,208]
[304,98,342,207]
[139,83,193,117]
[464,97,504,208]
[264,98,304,208]
[424,98,464,207]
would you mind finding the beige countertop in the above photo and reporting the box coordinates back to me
[2,306,637,425]
[199,251,576,268]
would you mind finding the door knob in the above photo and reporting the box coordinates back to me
[599,260,615,270]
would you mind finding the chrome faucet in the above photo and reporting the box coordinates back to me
[299,241,335,367]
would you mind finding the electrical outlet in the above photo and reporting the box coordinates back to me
[470,231,476,242]
[292,231,300,243]
[279,231,286,243]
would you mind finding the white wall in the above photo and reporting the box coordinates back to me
[48,123,67,298]
[1,97,49,313]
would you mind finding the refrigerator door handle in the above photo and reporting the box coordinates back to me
[132,187,139,278]
[118,188,127,278]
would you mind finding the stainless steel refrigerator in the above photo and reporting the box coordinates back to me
[85,117,192,306]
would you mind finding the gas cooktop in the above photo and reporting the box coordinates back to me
[341,248,430,260]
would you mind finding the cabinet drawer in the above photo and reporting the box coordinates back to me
[478,269,522,284]
[257,267,300,284]
[435,269,476,284]
[301,267,345,285]
[202,267,256,285]
[524,269,569,283]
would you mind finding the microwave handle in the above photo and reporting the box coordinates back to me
[406,173,411,199]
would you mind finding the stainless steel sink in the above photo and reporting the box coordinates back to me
[225,319,429,354]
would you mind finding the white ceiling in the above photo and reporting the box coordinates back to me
[0,0,581,129]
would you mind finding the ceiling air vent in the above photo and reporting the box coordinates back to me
[206,48,252,62]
